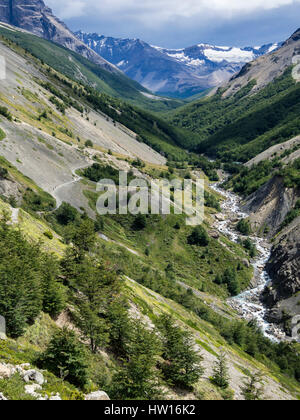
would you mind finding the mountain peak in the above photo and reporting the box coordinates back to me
[0,0,119,73]
[76,31,280,98]
[284,27,300,45]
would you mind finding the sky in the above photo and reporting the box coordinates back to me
[46,0,300,48]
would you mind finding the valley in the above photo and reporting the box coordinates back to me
[0,0,298,402]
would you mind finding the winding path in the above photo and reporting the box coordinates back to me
[52,164,91,210]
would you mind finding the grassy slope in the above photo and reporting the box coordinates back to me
[0,27,183,113]
[98,211,253,297]
[126,279,300,400]
[0,30,195,162]
[168,70,300,162]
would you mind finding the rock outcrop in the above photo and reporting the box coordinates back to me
[243,175,298,237]
[223,28,300,98]
[0,0,118,73]
[84,390,110,401]
[261,218,300,331]
[265,218,300,304]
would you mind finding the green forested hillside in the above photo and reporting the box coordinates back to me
[169,70,300,162]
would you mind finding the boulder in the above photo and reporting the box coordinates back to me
[209,230,220,239]
[242,258,250,268]
[22,370,45,386]
[24,384,42,398]
[49,393,62,401]
[0,363,13,379]
[85,391,110,401]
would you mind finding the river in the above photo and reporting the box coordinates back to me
[210,183,286,342]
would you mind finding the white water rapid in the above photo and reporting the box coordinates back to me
[210,183,286,342]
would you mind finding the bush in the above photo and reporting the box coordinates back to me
[0,166,8,179]
[23,189,55,212]
[85,140,93,148]
[38,328,89,388]
[132,214,147,230]
[188,225,209,246]
[0,106,12,121]
[243,238,257,257]
[43,231,53,240]
[236,219,251,235]
[55,202,78,225]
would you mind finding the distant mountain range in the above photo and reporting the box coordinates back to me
[0,1,282,99]
[76,31,281,98]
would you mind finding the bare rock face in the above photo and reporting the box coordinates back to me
[264,219,300,304]
[0,0,118,73]
[261,218,300,334]
[223,27,300,98]
[243,176,298,237]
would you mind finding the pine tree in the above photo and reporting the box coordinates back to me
[38,328,88,388]
[106,297,130,357]
[222,268,240,296]
[211,350,230,389]
[240,372,264,400]
[110,320,162,400]
[71,256,120,353]
[0,218,43,337]
[72,218,96,252]
[40,254,66,317]
[158,315,204,388]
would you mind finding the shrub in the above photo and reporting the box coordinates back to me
[132,214,147,230]
[0,106,12,121]
[188,225,209,246]
[236,219,251,235]
[85,140,93,148]
[43,231,53,240]
[0,166,8,179]
[55,202,79,225]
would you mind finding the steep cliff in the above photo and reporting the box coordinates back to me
[262,219,300,330]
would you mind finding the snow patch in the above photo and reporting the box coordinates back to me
[204,48,255,63]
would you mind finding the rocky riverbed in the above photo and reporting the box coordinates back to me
[211,183,287,342]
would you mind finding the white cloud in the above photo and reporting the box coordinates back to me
[47,0,300,22]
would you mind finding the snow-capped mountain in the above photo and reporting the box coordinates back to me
[76,31,280,98]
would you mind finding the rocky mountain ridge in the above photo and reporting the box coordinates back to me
[0,0,118,73]
[76,30,279,98]
[222,27,300,97]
